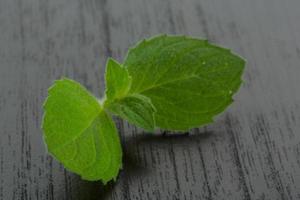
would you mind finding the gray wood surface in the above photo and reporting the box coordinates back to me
[0,0,300,199]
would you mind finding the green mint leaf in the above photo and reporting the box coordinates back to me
[104,59,156,130]
[123,35,245,131]
[107,94,156,131]
[42,78,122,183]
[105,58,132,103]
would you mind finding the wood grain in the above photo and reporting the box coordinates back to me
[0,0,300,199]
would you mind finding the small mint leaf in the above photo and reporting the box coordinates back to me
[104,59,156,131]
[107,94,156,131]
[105,58,132,103]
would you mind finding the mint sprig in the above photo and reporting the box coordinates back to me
[42,35,245,183]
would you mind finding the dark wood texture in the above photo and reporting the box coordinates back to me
[1,0,300,199]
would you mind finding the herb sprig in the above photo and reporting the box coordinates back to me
[42,35,245,183]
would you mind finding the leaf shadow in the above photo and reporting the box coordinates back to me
[71,148,148,200]
[118,128,214,181]
[123,129,213,155]
[72,129,213,200]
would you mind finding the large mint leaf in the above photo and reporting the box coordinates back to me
[123,35,245,131]
[42,78,122,183]
[105,59,156,131]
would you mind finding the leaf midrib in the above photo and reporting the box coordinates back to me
[133,73,217,95]
[51,106,103,152]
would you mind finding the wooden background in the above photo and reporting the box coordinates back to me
[0,0,300,199]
